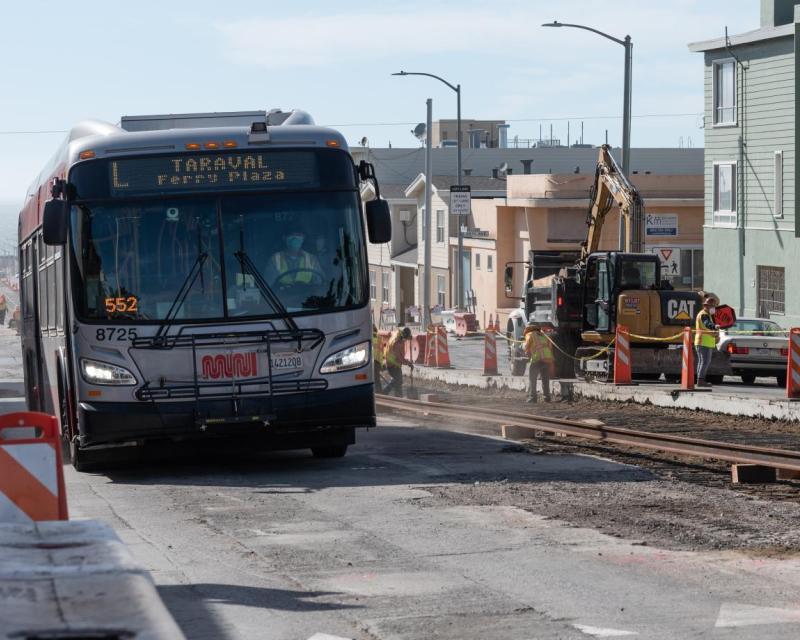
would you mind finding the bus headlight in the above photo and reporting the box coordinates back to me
[320,341,370,374]
[80,358,137,386]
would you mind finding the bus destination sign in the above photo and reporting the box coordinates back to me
[109,151,318,196]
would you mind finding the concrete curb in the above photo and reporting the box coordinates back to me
[410,366,800,422]
[1,519,186,640]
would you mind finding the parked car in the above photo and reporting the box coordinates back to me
[717,318,788,386]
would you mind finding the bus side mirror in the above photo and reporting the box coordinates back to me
[365,199,391,244]
[42,199,69,245]
[504,265,513,293]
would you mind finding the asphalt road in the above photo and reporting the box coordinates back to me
[65,416,800,640]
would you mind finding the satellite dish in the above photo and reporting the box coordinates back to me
[498,162,509,174]
[412,123,426,140]
[360,136,369,147]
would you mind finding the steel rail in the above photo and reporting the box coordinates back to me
[376,396,800,472]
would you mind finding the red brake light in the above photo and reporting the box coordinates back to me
[557,295,564,307]
[727,343,749,355]
[781,348,789,357]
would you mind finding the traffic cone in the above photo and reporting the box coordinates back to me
[483,329,498,375]
[487,314,494,334]
[613,324,633,385]
[681,326,695,390]
[787,327,800,399]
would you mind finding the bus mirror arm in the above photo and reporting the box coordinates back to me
[42,199,69,245]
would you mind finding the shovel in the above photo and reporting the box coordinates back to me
[406,363,419,400]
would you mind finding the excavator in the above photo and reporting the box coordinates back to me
[505,144,729,381]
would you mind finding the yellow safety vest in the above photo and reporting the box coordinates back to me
[694,309,717,348]
[373,332,384,365]
[384,331,405,368]
[274,252,314,283]
[525,331,554,364]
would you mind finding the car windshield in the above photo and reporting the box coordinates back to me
[729,320,784,334]
[71,192,366,321]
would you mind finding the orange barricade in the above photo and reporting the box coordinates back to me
[613,325,633,385]
[434,326,451,368]
[409,333,428,364]
[787,327,800,399]
[483,328,498,375]
[0,412,68,523]
[681,326,695,391]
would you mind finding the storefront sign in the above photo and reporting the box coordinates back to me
[645,214,678,237]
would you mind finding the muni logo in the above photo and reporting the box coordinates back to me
[201,352,258,380]
[667,298,697,322]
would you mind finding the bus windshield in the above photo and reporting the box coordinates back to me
[71,191,367,321]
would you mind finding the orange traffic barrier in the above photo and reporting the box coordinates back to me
[681,326,695,391]
[613,325,633,385]
[0,412,68,523]
[787,327,800,399]
[434,326,451,368]
[409,332,428,364]
[483,328,498,375]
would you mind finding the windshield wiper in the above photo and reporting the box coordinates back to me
[153,251,208,344]
[234,248,300,335]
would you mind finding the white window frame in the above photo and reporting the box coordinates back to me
[436,275,446,307]
[712,59,737,127]
[475,252,481,270]
[774,150,784,219]
[381,271,390,304]
[369,270,376,301]
[436,209,445,244]
[487,254,494,272]
[712,161,737,227]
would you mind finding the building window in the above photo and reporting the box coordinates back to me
[436,210,445,244]
[381,271,389,303]
[713,60,736,125]
[369,270,376,300]
[713,162,737,227]
[774,151,784,218]
[437,275,446,307]
[487,254,493,272]
[475,253,481,270]
[757,266,785,316]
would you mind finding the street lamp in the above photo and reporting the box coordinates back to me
[542,20,632,251]
[393,71,465,310]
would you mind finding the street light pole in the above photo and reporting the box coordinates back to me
[393,70,464,310]
[423,98,433,329]
[542,21,633,251]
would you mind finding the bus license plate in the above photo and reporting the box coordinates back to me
[272,353,303,370]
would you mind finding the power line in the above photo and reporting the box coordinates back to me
[0,112,703,135]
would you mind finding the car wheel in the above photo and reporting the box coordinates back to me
[740,372,756,385]
[776,372,787,388]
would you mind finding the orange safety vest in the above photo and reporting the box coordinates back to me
[274,252,315,283]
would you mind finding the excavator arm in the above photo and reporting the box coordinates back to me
[581,144,645,261]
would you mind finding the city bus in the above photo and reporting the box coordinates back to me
[19,110,391,470]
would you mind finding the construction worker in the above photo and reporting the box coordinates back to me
[268,229,321,285]
[0,295,7,325]
[524,320,553,403]
[383,326,413,397]
[372,324,384,392]
[694,294,720,387]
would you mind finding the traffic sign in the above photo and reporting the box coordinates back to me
[450,185,471,216]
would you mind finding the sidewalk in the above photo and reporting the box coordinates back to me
[414,332,800,422]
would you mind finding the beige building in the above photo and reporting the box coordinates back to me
[431,119,509,149]
[363,167,703,331]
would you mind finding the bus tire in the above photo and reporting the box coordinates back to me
[311,444,348,459]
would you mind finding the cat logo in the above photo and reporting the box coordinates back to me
[667,298,696,321]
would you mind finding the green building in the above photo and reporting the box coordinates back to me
[689,0,798,326]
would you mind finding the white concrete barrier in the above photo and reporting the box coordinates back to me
[0,519,185,640]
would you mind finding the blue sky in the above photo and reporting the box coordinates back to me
[0,0,757,209]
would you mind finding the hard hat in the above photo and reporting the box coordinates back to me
[703,293,720,306]
[401,327,412,339]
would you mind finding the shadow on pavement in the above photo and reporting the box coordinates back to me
[158,583,360,639]
[95,424,653,490]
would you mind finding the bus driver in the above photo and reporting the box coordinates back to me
[268,228,321,286]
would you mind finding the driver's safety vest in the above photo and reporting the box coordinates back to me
[274,252,314,283]
[524,330,554,364]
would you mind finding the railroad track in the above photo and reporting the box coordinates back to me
[376,395,800,474]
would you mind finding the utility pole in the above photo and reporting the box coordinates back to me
[422,98,433,329]
[455,83,463,310]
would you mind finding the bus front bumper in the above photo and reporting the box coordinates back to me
[76,384,375,448]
